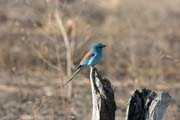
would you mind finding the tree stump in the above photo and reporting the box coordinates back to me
[89,67,171,120]
[90,67,117,120]
[125,88,171,120]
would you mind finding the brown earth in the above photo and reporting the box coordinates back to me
[0,0,180,120]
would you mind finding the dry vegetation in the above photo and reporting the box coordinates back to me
[0,0,180,119]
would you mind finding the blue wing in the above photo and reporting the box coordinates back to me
[80,51,94,65]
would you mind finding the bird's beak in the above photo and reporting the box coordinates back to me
[101,44,106,48]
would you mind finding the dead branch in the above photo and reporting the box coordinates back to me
[125,88,171,120]
[55,12,72,98]
[90,67,117,120]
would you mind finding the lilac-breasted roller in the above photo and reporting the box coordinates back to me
[64,42,106,86]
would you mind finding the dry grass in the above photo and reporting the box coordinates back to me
[0,0,179,119]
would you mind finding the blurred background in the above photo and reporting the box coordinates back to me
[0,0,179,119]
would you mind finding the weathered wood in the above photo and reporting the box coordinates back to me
[90,67,117,120]
[126,88,171,120]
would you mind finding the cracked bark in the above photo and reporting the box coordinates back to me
[90,67,117,120]
[125,88,171,120]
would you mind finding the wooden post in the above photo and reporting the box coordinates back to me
[90,67,117,120]
[125,88,171,120]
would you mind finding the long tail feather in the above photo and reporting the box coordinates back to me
[64,66,84,86]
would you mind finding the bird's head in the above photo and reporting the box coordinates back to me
[91,42,106,52]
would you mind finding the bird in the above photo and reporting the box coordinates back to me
[64,42,106,86]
